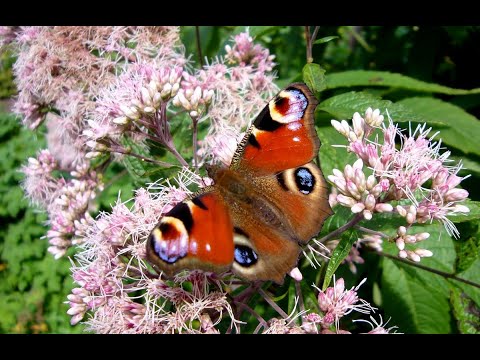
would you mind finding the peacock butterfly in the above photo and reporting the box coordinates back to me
[146,83,332,284]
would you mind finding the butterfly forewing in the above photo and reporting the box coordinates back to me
[232,83,319,176]
[146,190,234,276]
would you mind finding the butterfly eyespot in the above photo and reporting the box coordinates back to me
[149,218,189,264]
[234,245,258,267]
[294,167,315,194]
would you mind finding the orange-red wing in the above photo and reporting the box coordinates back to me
[233,83,319,176]
[146,191,234,277]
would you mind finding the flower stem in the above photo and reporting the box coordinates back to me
[375,250,480,289]
[259,288,289,319]
[317,213,364,244]
[347,26,373,52]
[305,26,320,63]
[235,302,268,331]
[168,145,189,167]
[295,280,306,326]
[311,26,320,44]
[253,322,265,334]
[102,169,128,190]
[234,281,262,303]
[355,226,389,238]
[110,148,175,168]
[192,118,199,172]
[304,26,312,63]
[195,26,204,67]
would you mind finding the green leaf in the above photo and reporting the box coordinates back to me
[449,200,480,223]
[322,229,358,290]
[377,222,459,333]
[379,222,456,274]
[313,36,339,45]
[248,26,278,38]
[326,70,480,95]
[120,137,162,186]
[450,286,480,334]
[287,279,297,315]
[454,222,479,273]
[381,258,453,333]
[2,187,25,217]
[319,206,352,236]
[397,97,480,156]
[452,156,480,176]
[317,126,357,179]
[317,91,428,124]
[302,63,326,95]
[455,259,480,307]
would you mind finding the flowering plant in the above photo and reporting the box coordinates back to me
[0,26,479,334]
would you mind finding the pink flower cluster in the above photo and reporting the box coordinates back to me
[2,26,185,256]
[65,169,239,333]
[330,108,470,261]
[22,149,101,258]
[262,278,396,334]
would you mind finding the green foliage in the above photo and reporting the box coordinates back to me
[0,50,16,99]
[378,223,456,333]
[326,70,480,95]
[450,200,480,224]
[455,259,480,307]
[302,63,326,96]
[322,229,359,290]
[450,286,480,334]
[313,36,338,45]
[0,113,83,333]
[381,258,454,333]
[397,97,480,156]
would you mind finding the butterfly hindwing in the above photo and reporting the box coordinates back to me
[228,197,302,284]
[146,190,234,276]
[252,161,333,244]
[218,162,332,284]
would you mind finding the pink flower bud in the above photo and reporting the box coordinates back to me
[363,210,373,220]
[375,203,393,212]
[352,112,365,138]
[395,237,405,251]
[405,235,416,244]
[353,158,364,170]
[365,194,376,210]
[351,203,366,213]
[344,164,354,181]
[355,169,366,193]
[337,194,357,207]
[366,175,377,190]
[289,267,303,281]
[331,120,347,136]
[415,232,430,241]
[141,87,152,106]
[396,205,407,217]
[444,189,469,202]
[414,248,433,257]
[407,251,421,262]
[346,180,361,199]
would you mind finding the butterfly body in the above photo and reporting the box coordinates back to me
[147,83,332,283]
